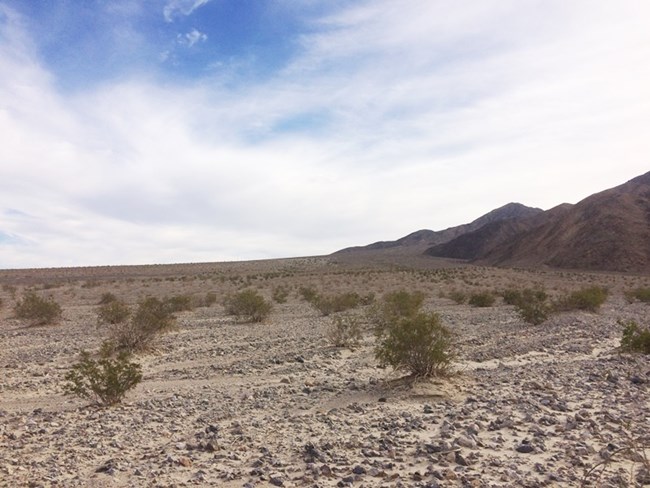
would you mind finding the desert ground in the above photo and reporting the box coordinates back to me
[1,256,649,487]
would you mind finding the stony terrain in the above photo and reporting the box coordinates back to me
[1,258,649,487]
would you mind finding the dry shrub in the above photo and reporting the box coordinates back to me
[326,313,362,349]
[14,292,62,326]
[468,291,496,307]
[554,286,608,312]
[224,289,272,323]
[620,319,650,354]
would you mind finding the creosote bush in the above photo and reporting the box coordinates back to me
[372,290,425,328]
[14,292,62,326]
[298,286,319,303]
[272,286,290,304]
[554,286,608,313]
[447,289,467,305]
[105,297,176,354]
[97,298,130,325]
[468,291,496,308]
[64,350,142,406]
[503,288,550,325]
[310,292,362,316]
[224,289,272,323]
[619,319,650,354]
[326,313,362,349]
[624,287,650,304]
[375,311,454,378]
[162,294,194,313]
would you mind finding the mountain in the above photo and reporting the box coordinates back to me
[335,202,543,254]
[428,171,650,272]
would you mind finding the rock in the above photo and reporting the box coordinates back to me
[516,443,535,454]
[352,465,366,475]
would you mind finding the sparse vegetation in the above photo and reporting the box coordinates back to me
[624,287,650,304]
[105,297,176,354]
[298,285,318,303]
[372,290,425,327]
[375,311,454,378]
[326,313,362,349]
[162,294,193,313]
[272,285,290,304]
[554,286,608,312]
[14,292,62,326]
[310,292,362,316]
[224,289,272,322]
[447,289,467,304]
[468,291,496,307]
[620,319,650,354]
[63,350,142,406]
[97,298,131,325]
[502,288,551,325]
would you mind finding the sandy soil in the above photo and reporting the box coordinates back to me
[1,258,649,487]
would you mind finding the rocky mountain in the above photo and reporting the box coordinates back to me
[335,202,542,254]
[427,171,650,272]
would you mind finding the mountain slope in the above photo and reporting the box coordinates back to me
[429,172,650,272]
[335,203,542,254]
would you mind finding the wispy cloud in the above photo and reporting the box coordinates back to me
[177,28,207,47]
[1,0,649,268]
[163,0,211,22]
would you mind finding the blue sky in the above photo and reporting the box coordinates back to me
[1,0,649,268]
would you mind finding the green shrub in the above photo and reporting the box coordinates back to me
[224,289,272,323]
[299,286,319,303]
[468,291,496,308]
[97,299,130,325]
[624,287,650,304]
[310,292,361,316]
[502,288,550,325]
[382,290,425,319]
[106,297,176,354]
[447,289,467,305]
[554,286,608,312]
[64,351,142,406]
[203,291,218,307]
[620,319,650,354]
[162,294,193,313]
[14,292,62,326]
[272,286,290,304]
[375,311,454,378]
[98,292,118,305]
[326,314,362,349]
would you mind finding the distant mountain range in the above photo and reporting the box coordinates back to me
[335,171,650,273]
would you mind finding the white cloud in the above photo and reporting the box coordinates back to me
[1,0,650,268]
[177,28,207,47]
[163,0,211,22]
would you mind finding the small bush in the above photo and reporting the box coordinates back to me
[555,286,608,313]
[375,311,454,378]
[162,294,193,313]
[98,292,118,305]
[620,319,650,354]
[63,350,142,406]
[203,291,218,307]
[299,286,319,303]
[272,286,290,304]
[14,292,62,326]
[310,292,361,316]
[326,314,362,349]
[502,288,550,325]
[468,291,496,308]
[382,290,425,319]
[624,287,650,304]
[224,289,272,323]
[447,289,467,305]
[97,299,130,325]
[106,297,176,354]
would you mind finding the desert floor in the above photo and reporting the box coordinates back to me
[1,256,649,487]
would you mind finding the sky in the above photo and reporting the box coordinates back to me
[1,0,649,269]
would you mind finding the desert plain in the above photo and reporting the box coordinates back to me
[1,255,649,487]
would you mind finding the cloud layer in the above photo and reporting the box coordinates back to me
[1,1,649,268]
